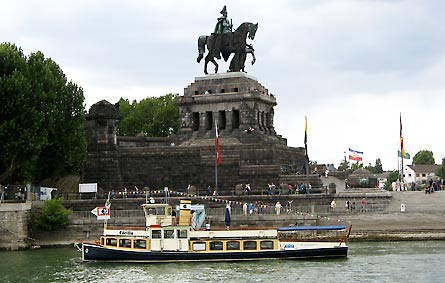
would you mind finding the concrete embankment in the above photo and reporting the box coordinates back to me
[322,191,445,241]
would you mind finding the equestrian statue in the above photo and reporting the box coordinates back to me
[197,6,258,75]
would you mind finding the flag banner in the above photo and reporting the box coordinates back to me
[91,206,110,220]
[349,148,363,161]
[304,116,308,159]
[400,113,405,157]
[398,150,410,159]
[215,121,221,165]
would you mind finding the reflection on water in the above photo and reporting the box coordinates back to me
[1,241,445,283]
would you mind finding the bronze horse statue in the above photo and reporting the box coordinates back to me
[197,22,258,74]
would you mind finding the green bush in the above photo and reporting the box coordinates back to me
[35,198,71,231]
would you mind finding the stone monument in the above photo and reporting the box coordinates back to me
[81,7,321,195]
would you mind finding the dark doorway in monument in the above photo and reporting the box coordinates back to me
[192,112,200,131]
[261,111,265,128]
[206,111,213,130]
[219,110,226,129]
[232,109,240,129]
[220,88,225,93]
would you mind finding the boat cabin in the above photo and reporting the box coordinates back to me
[99,200,281,253]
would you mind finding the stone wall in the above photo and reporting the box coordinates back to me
[81,73,313,195]
[0,202,31,250]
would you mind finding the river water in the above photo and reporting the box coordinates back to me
[1,241,444,283]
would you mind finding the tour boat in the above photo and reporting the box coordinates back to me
[78,200,350,262]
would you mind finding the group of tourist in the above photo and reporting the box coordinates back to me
[424,178,443,194]
[391,178,443,193]
[242,201,284,215]
[242,201,266,215]
[265,182,314,195]
[330,198,367,213]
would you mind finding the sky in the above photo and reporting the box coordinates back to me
[2,0,444,171]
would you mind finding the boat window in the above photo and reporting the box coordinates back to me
[119,239,132,248]
[152,230,162,239]
[156,207,165,215]
[164,230,175,239]
[209,241,223,250]
[260,240,274,250]
[105,238,117,246]
[100,237,104,245]
[134,239,147,249]
[243,241,257,250]
[178,229,188,239]
[227,241,241,250]
[192,242,206,251]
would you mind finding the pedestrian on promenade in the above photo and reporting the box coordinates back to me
[275,201,282,215]
[361,197,367,212]
[248,203,254,215]
[330,199,336,212]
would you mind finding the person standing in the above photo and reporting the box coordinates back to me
[248,203,254,215]
[224,203,231,230]
[330,199,337,212]
[275,201,282,215]
[360,197,367,212]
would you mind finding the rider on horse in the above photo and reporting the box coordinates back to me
[212,6,233,59]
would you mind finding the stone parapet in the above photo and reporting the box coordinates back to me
[0,202,31,250]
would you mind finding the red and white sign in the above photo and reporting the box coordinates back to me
[91,206,111,220]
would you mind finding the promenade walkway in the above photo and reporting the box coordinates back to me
[328,191,445,240]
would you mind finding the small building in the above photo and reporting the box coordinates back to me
[403,164,440,185]
[347,169,378,189]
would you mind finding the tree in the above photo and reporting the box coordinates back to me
[0,43,86,184]
[337,159,349,171]
[34,198,72,231]
[118,94,180,137]
[365,158,383,174]
[351,162,363,171]
[435,157,445,178]
[374,158,383,173]
[412,150,435,165]
[385,170,399,190]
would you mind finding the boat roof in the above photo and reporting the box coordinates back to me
[277,225,346,231]
[141,203,170,208]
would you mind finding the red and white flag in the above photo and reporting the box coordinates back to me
[215,121,221,165]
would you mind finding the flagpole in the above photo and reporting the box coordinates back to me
[215,120,219,195]
[304,116,309,182]
[400,113,404,186]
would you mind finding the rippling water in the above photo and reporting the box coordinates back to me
[1,241,445,283]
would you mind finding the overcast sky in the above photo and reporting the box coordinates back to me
[2,0,444,171]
